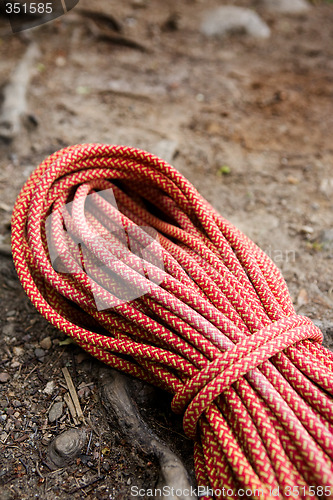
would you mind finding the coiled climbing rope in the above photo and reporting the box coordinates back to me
[11,144,333,499]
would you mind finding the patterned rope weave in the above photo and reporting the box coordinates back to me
[11,143,333,500]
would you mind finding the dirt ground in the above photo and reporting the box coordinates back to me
[1,0,333,499]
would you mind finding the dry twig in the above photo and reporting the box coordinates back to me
[62,367,84,423]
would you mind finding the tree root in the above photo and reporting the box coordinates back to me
[0,43,40,143]
[98,367,197,500]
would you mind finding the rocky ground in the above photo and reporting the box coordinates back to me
[1,0,333,498]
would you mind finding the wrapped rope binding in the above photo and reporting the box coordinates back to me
[11,144,333,500]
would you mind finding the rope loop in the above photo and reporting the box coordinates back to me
[11,144,333,498]
[172,315,323,439]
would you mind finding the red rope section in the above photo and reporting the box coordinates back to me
[11,144,333,499]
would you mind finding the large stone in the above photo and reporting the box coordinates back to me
[201,6,270,39]
[47,428,86,469]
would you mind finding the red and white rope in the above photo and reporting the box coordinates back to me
[11,144,333,499]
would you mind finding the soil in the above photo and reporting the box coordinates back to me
[1,0,333,499]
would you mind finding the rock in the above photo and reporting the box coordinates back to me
[0,431,8,442]
[0,373,10,383]
[299,225,314,235]
[312,319,333,352]
[44,380,56,396]
[34,348,45,360]
[200,7,270,39]
[261,0,310,14]
[319,178,333,198]
[2,323,15,337]
[48,401,63,423]
[76,352,89,364]
[47,428,86,469]
[297,288,309,308]
[319,229,333,251]
[12,346,24,357]
[40,336,52,350]
[152,139,178,165]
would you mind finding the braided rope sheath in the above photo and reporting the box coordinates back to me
[11,144,333,499]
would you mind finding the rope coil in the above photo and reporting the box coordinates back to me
[11,144,333,499]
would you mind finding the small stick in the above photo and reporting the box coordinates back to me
[35,461,44,480]
[64,392,79,426]
[19,458,28,474]
[86,430,93,454]
[62,367,84,423]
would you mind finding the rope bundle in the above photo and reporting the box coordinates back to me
[11,144,333,499]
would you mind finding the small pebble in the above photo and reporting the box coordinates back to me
[319,178,333,198]
[48,401,63,423]
[55,56,66,67]
[299,225,314,235]
[287,175,299,185]
[76,352,89,364]
[40,337,52,350]
[0,373,10,383]
[319,229,333,250]
[78,386,91,399]
[13,346,24,357]
[44,380,56,395]
[35,348,45,360]
[297,288,309,307]
[2,324,15,337]
[0,431,8,442]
